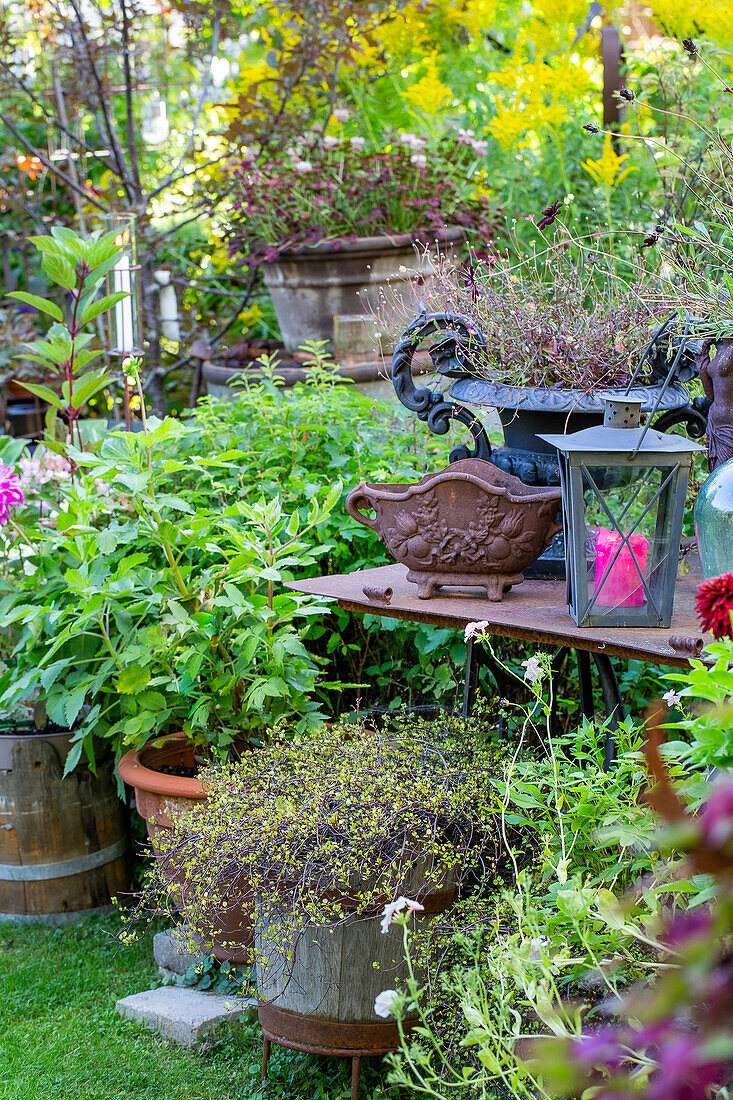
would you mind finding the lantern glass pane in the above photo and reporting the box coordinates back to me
[576,463,677,623]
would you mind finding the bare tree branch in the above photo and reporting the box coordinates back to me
[63,0,137,203]
[149,17,221,200]
[0,111,108,211]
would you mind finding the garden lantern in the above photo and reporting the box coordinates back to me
[106,212,143,356]
[540,398,703,628]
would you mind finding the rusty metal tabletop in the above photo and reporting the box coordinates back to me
[286,562,709,670]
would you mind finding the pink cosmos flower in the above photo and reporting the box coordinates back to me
[0,465,24,524]
[379,896,425,934]
[374,989,399,1018]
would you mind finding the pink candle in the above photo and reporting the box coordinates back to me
[594,527,650,608]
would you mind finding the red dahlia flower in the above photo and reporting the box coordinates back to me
[696,572,733,639]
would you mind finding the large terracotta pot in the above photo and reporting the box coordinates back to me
[260,228,464,354]
[117,733,252,963]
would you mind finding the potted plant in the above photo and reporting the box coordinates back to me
[129,717,498,1083]
[0,458,130,921]
[388,238,700,574]
[222,128,494,354]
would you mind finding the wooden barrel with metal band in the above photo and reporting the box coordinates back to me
[0,732,130,920]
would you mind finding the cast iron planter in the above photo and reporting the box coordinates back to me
[390,312,708,576]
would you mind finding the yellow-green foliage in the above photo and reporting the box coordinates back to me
[131,716,500,968]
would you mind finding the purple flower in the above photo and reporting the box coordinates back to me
[700,780,733,847]
[647,1035,722,1100]
[682,39,697,56]
[535,200,562,229]
[583,122,600,133]
[619,87,635,102]
[660,909,712,947]
[0,466,24,524]
[571,1028,625,1071]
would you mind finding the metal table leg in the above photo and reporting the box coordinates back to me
[593,653,626,769]
[577,650,595,721]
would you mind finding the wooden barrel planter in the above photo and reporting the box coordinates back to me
[0,730,130,921]
[117,732,253,964]
[257,881,457,1098]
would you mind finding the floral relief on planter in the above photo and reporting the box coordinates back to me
[346,458,562,600]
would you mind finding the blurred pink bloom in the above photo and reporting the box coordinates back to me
[18,450,71,490]
[374,989,399,1018]
[323,134,339,149]
[0,465,24,524]
[293,159,313,174]
[333,107,350,123]
[349,136,366,150]
[410,153,427,168]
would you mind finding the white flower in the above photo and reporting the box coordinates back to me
[374,989,399,1018]
[457,127,475,141]
[349,136,366,150]
[410,153,427,167]
[333,107,350,123]
[529,936,548,961]
[464,620,489,642]
[663,689,683,708]
[521,656,544,684]
[379,895,424,934]
[293,159,313,173]
[323,134,339,149]
[470,139,489,155]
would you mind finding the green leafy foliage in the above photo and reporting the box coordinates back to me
[0,414,339,767]
[6,226,126,452]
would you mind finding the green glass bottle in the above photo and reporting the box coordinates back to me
[695,456,733,579]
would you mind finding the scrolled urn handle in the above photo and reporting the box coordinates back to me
[391,311,493,464]
[345,484,379,531]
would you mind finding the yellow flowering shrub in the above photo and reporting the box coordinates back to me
[582,134,636,191]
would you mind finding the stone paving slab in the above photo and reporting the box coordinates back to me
[153,929,203,977]
[116,985,256,1047]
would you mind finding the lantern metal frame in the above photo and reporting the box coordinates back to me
[541,402,704,629]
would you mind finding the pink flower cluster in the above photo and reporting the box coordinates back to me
[17,450,71,491]
[0,465,24,525]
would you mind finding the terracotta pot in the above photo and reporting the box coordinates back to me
[346,458,562,600]
[117,733,252,963]
[260,227,464,354]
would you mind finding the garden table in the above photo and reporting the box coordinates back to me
[286,560,709,768]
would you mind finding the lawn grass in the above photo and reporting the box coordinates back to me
[0,913,398,1100]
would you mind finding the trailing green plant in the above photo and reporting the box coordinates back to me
[6,226,128,451]
[127,715,501,971]
[0,414,339,769]
[374,637,717,1099]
